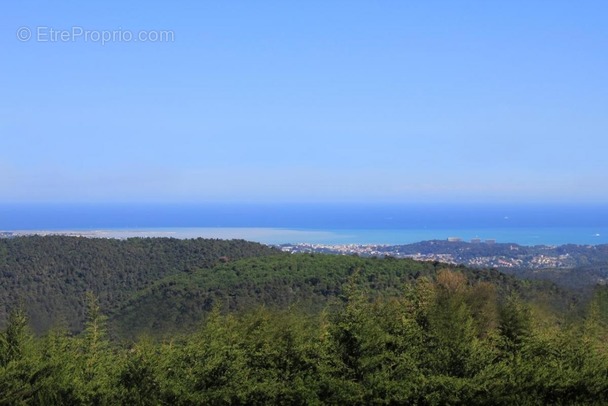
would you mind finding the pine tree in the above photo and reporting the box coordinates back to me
[498,293,531,354]
[0,306,51,405]
[0,307,30,366]
[73,292,117,405]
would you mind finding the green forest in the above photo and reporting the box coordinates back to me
[0,236,279,333]
[1,236,608,404]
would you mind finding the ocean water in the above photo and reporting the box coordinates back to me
[1,203,607,246]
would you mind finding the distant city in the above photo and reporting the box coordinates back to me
[279,238,608,270]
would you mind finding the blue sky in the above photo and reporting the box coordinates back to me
[2,1,607,203]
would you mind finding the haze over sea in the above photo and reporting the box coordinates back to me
[2,203,608,246]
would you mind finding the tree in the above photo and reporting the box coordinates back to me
[72,292,117,405]
[0,307,30,366]
[0,306,51,405]
[498,293,531,354]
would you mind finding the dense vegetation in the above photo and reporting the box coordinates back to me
[1,272,607,405]
[292,240,608,288]
[503,262,608,293]
[114,253,568,338]
[0,236,280,332]
[1,236,606,404]
[2,236,566,339]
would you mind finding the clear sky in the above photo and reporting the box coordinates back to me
[2,1,607,204]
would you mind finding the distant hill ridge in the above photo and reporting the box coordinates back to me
[0,236,280,333]
[0,236,573,339]
[113,252,572,338]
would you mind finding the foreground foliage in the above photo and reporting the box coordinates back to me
[1,273,607,405]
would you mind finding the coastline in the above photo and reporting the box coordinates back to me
[2,226,606,246]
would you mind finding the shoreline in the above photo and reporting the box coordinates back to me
[1,226,606,247]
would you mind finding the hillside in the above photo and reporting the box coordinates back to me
[2,266,607,404]
[0,236,576,339]
[0,236,280,332]
[2,236,606,404]
[113,253,570,338]
[284,240,608,290]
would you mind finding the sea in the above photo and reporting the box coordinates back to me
[1,203,608,246]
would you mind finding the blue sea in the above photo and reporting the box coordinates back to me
[1,203,607,246]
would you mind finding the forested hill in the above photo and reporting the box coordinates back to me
[5,237,608,403]
[3,258,606,404]
[0,236,571,339]
[114,253,569,338]
[0,236,281,332]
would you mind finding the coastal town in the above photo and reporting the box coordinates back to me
[278,239,593,270]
